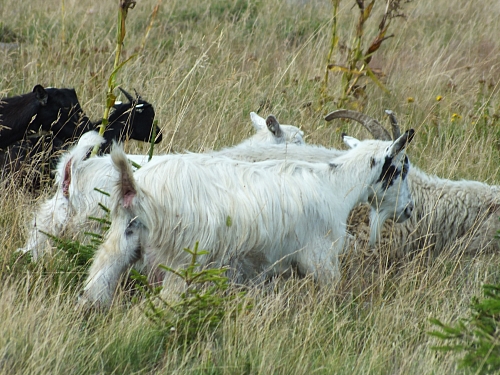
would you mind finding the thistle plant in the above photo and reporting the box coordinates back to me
[321,0,410,110]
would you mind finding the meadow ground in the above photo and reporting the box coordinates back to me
[1,0,500,373]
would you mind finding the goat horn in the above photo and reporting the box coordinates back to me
[384,110,401,139]
[118,87,135,103]
[324,109,392,141]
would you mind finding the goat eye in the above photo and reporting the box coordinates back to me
[136,108,143,113]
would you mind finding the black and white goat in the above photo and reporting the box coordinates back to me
[326,110,500,258]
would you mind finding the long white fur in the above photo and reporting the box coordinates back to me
[19,113,304,259]
[348,167,500,257]
[81,133,413,306]
[333,111,500,257]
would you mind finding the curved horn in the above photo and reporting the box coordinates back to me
[118,87,135,103]
[384,110,401,139]
[324,109,391,141]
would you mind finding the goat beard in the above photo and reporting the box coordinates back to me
[368,209,389,247]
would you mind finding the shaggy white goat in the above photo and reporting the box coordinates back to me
[19,112,304,259]
[80,130,414,307]
[18,132,148,260]
[246,112,305,145]
[326,110,500,257]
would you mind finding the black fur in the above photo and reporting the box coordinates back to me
[0,86,162,189]
[377,155,409,189]
[0,85,90,149]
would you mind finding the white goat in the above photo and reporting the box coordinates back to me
[19,112,304,259]
[80,130,414,307]
[246,112,305,145]
[326,110,500,258]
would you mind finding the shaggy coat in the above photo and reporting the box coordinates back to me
[80,130,414,306]
[347,168,500,258]
[326,109,500,257]
[19,113,304,259]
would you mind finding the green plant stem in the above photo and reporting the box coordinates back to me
[90,0,136,157]
[321,0,341,104]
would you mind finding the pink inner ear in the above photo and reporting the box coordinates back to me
[123,190,135,208]
[62,158,72,198]
[120,162,137,208]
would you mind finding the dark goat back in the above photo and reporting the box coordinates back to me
[0,85,91,149]
[38,87,91,141]
[0,85,47,148]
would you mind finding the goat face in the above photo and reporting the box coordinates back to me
[103,88,162,150]
[343,129,415,245]
[373,153,413,223]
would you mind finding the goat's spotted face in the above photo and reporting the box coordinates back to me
[343,129,415,244]
[370,151,413,223]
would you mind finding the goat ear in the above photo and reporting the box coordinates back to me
[111,144,138,208]
[342,133,361,149]
[62,157,72,198]
[266,115,283,137]
[32,85,48,106]
[121,165,137,208]
[250,112,266,131]
[386,129,415,158]
[123,185,136,208]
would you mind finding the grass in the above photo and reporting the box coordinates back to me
[1,0,500,373]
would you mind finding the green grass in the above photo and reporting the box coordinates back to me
[1,0,500,373]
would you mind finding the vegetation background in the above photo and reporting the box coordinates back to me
[1,0,500,373]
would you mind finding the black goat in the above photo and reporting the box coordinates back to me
[0,85,162,150]
[0,85,162,189]
[0,85,90,149]
[91,87,162,152]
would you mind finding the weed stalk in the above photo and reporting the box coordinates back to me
[91,0,137,157]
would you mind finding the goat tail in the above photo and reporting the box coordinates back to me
[110,144,137,208]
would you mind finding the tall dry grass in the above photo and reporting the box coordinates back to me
[1,0,500,373]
